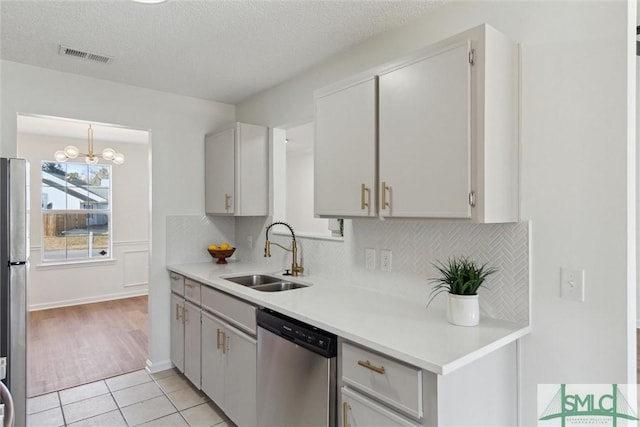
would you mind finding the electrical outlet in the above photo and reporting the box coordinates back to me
[381,249,392,272]
[560,268,585,302]
[365,248,376,270]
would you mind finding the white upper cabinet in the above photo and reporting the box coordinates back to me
[313,24,519,223]
[205,122,269,216]
[379,42,471,218]
[315,77,377,217]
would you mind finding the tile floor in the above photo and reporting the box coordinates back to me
[26,368,237,427]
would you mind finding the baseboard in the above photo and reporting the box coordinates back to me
[28,289,148,311]
[145,359,174,374]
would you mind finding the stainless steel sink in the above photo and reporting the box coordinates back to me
[223,274,309,292]
[251,282,308,292]
[224,274,282,287]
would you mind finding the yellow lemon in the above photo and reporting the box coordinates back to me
[220,243,230,250]
[208,244,218,250]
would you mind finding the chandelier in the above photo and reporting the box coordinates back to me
[54,124,125,165]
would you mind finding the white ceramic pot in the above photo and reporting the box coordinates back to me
[447,293,479,326]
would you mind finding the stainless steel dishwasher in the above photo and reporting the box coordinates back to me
[257,308,337,427]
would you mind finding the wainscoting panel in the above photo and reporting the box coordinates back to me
[123,249,149,287]
[28,241,149,310]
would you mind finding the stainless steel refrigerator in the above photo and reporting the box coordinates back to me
[0,158,28,427]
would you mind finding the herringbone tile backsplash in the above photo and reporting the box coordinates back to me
[351,220,530,324]
[168,215,530,325]
[166,215,235,265]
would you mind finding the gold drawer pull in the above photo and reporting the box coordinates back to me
[343,402,351,427]
[185,282,194,288]
[357,360,385,375]
[175,304,181,321]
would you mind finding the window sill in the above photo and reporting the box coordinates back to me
[35,258,117,271]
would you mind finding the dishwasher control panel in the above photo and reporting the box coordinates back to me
[257,308,337,358]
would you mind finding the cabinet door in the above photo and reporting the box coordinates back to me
[379,42,471,218]
[342,387,420,427]
[224,323,257,427]
[170,293,184,373]
[315,77,377,217]
[237,123,269,216]
[183,301,201,389]
[201,311,226,406]
[205,127,235,214]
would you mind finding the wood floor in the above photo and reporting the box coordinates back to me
[27,296,148,397]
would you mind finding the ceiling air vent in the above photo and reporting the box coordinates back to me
[58,45,113,64]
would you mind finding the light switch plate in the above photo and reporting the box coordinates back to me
[561,268,585,302]
[381,249,392,272]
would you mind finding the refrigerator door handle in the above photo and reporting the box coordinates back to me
[0,380,14,427]
[8,158,27,263]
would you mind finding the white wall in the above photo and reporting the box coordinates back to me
[286,150,331,237]
[237,2,635,425]
[0,61,236,371]
[18,133,150,309]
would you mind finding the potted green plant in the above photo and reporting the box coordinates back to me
[427,256,497,326]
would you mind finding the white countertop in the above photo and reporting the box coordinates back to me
[167,261,531,375]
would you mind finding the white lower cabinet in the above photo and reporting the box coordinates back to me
[202,310,257,427]
[341,341,424,426]
[170,292,185,373]
[183,300,201,389]
[342,387,420,427]
[170,275,202,389]
[340,340,518,427]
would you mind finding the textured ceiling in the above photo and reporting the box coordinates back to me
[1,0,443,104]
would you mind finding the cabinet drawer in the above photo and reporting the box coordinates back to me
[342,342,422,419]
[342,386,420,427]
[201,286,256,335]
[170,272,185,296]
[184,279,201,304]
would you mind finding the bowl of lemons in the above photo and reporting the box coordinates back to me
[207,243,235,264]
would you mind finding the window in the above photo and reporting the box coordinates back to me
[41,162,112,262]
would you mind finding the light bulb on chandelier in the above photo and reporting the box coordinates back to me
[53,124,125,165]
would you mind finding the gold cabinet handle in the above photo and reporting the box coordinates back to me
[222,332,227,354]
[185,281,194,289]
[357,360,385,375]
[224,193,232,211]
[381,181,390,210]
[216,328,222,350]
[183,306,188,323]
[360,183,369,211]
[468,191,476,207]
[175,303,181,321]
[343,402,351,427]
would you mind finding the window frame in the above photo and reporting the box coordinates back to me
[40,161,114,264]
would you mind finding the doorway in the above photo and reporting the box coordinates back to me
[16,114,151,397]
